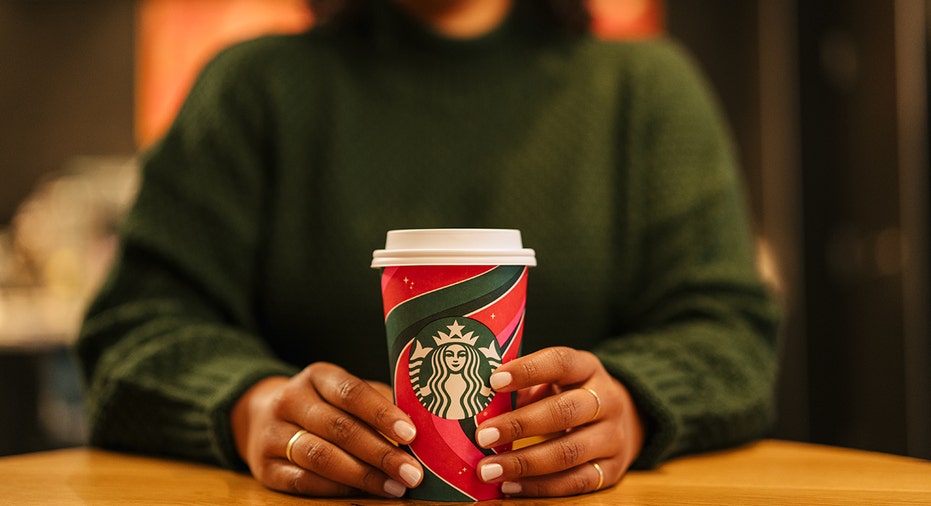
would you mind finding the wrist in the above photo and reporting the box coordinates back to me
[231,375,289,465]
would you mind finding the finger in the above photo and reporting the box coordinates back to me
[491,347,601,392]
[305,363,417,444]
[262,458,356,497]
[296,402,423,488]
[476,388,603,448]
[284,426,410,498]
[280,367,424,490]
[500,459,616,497]
[477,426,615,482]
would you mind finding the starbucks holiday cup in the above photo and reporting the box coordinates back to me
[372,229,536,501]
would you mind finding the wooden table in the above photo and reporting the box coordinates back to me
[1,440,929,505]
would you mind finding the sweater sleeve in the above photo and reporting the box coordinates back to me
[592,40,781,468]
[75,41,297,469]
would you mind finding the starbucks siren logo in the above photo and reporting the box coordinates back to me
[409,317,501,419]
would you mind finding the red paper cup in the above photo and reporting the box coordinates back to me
[372,229,536,501]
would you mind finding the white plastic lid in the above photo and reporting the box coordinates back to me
[371,229,537,267]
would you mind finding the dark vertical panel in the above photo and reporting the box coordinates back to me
[757,0,809,444]
[898,0,931,459]
[668,0,929,457]
[798,1,909,455]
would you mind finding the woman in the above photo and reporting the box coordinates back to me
[76,0,780,499]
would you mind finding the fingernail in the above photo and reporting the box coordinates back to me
[384,479,406,498]
[399,463,422,488]
[394,421,417,442]
[477,427,500,448]
[490,372,512,390]
[480,463,503,482]
[502,481,522,495]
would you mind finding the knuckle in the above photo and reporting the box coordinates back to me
[549,395,578,427]
[578,350,601,374]
[270,388,290,417]
[511,452,533,476]
[378,445,396,471]
[506,416,526,440]
[259,425,279,458]
[550,347,575,374]
[568,472,590,495]
[335,377,365,404]
[358,467,386,492]
[555,439,586,469]
[371,403,392,428]
[578,349,598,363]
[303,362,326,377]
[519,358,539,380]
[304,401,324,422]
[286,470,304,493]
[327,413,360,443]
[285,469,321,497]
[303,439,334,470]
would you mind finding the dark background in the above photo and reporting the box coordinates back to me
[1,0,929,460]
[666,0,931,459]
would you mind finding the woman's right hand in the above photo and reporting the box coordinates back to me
[231,362,424,498]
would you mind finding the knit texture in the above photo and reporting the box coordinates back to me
[76,1,779,471]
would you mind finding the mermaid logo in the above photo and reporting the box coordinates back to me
[409,317,501,420]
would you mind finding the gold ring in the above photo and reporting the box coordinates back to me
[286,429,308,465]
[584,388,602,421]
[591,461,604,491]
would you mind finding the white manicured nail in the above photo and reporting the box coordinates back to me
[490,372,512,390]
[384,479,406,498]
[502,481,522,495]
[394,421,417,442]
[400,463,422,488]
[480,463,503,482]
[477,427,500,448]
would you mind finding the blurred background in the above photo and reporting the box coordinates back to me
[1,0,928,461]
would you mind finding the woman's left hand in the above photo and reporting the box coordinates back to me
[474,346,644,497]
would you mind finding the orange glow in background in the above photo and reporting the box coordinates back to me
[589,0,664,40]
[136,0,313,147]
[136,0,663,148]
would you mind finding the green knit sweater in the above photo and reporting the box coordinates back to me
[76,2,779,473]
